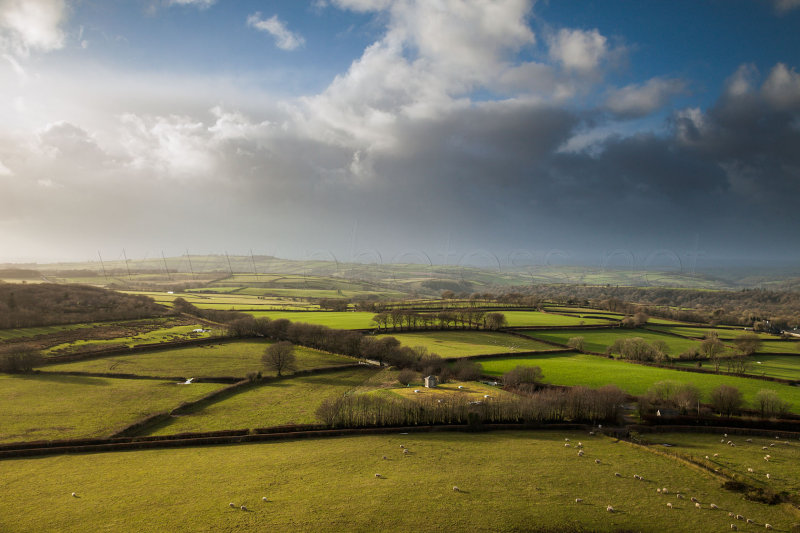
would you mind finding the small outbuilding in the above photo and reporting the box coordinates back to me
[424,375,438,388]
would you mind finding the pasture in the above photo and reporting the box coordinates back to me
[474,352,800,412]
[145,367,377,435]
[673,355,800,381]
[247,311,378,329]
[0,374,224,443]
[388,380,511,402]
[0,430,793,532]
[648,325,777,341]
[520,328,705,357]
[375,331,556,358]
[41,340,355,379]
[44,324,215,356]
[503,311,614,327]
[650,432,800,497]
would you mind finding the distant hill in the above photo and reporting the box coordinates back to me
[0,284,166,329]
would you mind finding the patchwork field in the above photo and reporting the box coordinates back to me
[473,352,800,412]
[0,431,794,532]
[375,331,557,358]
[0,374,225,443]
[503,311,615,327]
[388,380,511,402]
[648,325,778,341]
[520,328,706,357]
[673,354,800,381]
[42,340,356,379]
[145,367,377,435]
[247,311,378,329]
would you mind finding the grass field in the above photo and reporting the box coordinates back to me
[503,311,615,327]
[752,340,800,354]
[473,352,800,412]
[42,340,356,378]
[145,367,377,435]
[124,291,316,311]
[247,311,378,329]
[0,324,89,342]
[375,331,557,358]
[647,325,777,340]
[0,430,793,532]
[0,374,224,443]
[673,354,800,381]
[520,328,707,357]
[649,432,800,497]
[44,324,216,356]
[388,380,511,401]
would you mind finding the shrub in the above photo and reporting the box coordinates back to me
[397,368,417,386]
[710,384,743,416]
[502,365,543,391]
[566,336,585,351]
[755,389,790,419]
[0,345,42,373]
[452,359,482,381]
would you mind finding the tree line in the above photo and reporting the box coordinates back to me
[371,309,507,331]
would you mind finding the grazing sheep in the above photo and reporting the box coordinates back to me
[577,442,583,447]
[657,488,662,494]
[71,492,77,498]
[721,439,726,443]
[765,524,773,529]
[452,486,459,492]
[727,440,732,445]
[677,493,684,499]
[262,497,268,502]
[633,474,642,480]
[724,433,728,437]
[710,504,718,509]
[705,455,710,459]
[575,498,583,503]
[606,505,614,513]
[690,497,698,503]
[662,488,668,494]
[240,505,247,511]
[457,386,464,389]
[614,472,621,477]
[578,451,584,457]
[595,459,601,464]
[414,389,421,393]
[730,443,736,447]
[375,473,381,478]
[403,449,410,455]
[736,515,744,520]
[747,519,754,524]
[565,443,571,447]
[748,467,754,473]
[731,525,737,531]
[483,395,491,399]
[400,444,405,448]
[589,431,595,436]
[667,503,672,509]
[229,503,235,508]
[746,438,753,443]
[766,473,770,479]
[713,453,719,457]
[770,443,775,447]
[695,503,701,509]
[762,446,768,450]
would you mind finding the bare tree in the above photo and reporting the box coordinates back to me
[733,333,762,356]
[485,312,507,330]
[262,341,296,377]
[699,333,725,372]
[710,384,743,416]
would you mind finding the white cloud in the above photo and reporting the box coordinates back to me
[168,0,216,8]
[0,0,66,56]
[725,63,758,97]
[548,28,608,73]
[605,77,687,118]
[761,63,800,109]
[0,157,11,175]
[247,13,305,51]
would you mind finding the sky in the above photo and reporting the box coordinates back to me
[0,0,799,269]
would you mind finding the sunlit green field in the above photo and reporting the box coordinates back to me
[145,367,377,435]
[753,340,800,354]
[247,311,378,329]
[0,324,89,341]
[648,325,778,340]
[44,324,215,355]
[650,432,800,497]
[0,431,793,532]
[41,340,355,378]
[520,328,708,357]
[673,354,800,381]
[376,331,557,358]
[474,352,800,412]
[0,374,225,443]
[503,311,614,327]
[123,291,315,310]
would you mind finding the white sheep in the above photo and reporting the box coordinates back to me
[594,459,601,464]
[229,503,235,508]
[400,444,405,448]
[71,492,77,498]
[565,443,571,447]
[770,443,775,447]
[565,438,570,442]
[414,389,421,393]
[736,514,744,520]
[765,524,773,529]
[762,446,768,450]
[662,488,668,494]
[577,442,583,447]
[403,449,410,455]
[710,504,718,509]
[666,503,672,509]
[575,498,583,503]
[713,453,719,457]
[614,472,621,477]
[452,486,459,492]
[676,493,684,499]
[695,502,701,509]
[457,385,464,389]
[730,525,737,531]
[747,519,754,524]
[747,467,754,473]
[721,439,726,443]
[690,497,698,503]
[577,451,584,457]
[766,473,770,479]
[657,488,662,494]
[746,438,753,443]
[589,431,595,436]
[262,497,268,502]
[606,505,614,512]
[724,433,728,437]
[240,505,247,511]
[375,473,381,478]
[483,395,491,399]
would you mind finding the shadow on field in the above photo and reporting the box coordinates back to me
[11,373,110,386]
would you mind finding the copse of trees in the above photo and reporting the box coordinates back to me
[315,384,626,428]
[0,284,166,329]
[0,344,42,373]
[502,365,543,393]
[607,337,668,362]
[371,310,504,331]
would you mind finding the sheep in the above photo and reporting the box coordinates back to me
[724,433,728,438]
[375,473,382,478]
[575,498,583,503]
[705,455,710,459]
[730,525,737,531]
[403,449,410,455]
[614,472,621,477]
[746,438,753,443]
[710,504,718,509]
[765,524,773,529]
[676,493,684,499]
[483,395,491,399]
[414,389,421,393]
[695,503,701,509]
[747,519,755,524]
[577,442,583,448]
[229,503,236,508]
[766,473,770,479]
[457,385,464,389]
[240,505,247,511]
[728,512,734,517]
[729,443,736,447]
[633,474,642,480]
[565,443,571,448]
[657,488,662,494]
[721,439,726,443]
[589,431,595,436]
[690,497,698,503]
[400,444,405,448]
[565,438,570,442]
[452,486,459,492]
[262,497,268,502]
[662,488,668,494]
[736,514,744,521]
[71,492,77,498]
[747,467,754,473]
[666,503,672,509]
[727,440,732,445]
[713,453,719,457]
[577,450,584,457]
[770,443,775,447]
[595,459,601,464]
[762,446,768,450]
[606,505,614,513]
